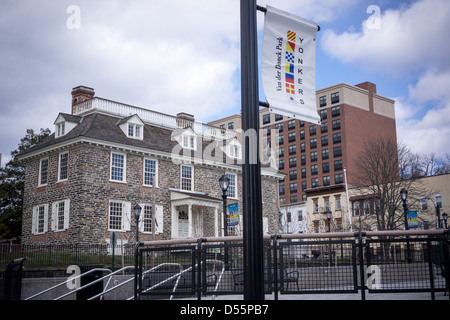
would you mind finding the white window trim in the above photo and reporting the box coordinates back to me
[38,157,49,187]
[32,204,49,235]
[110,151,127,183]
[143,158,159,188]
[139,204,164,234]
[180,133,197,150]
[225,172,238,199]
[127,123,143,140]
[51,199,70,232]
[57,152,69,182]
[108,200,131,232]
[180,164,194,192]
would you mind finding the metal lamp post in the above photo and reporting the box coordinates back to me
[400,188,411,262]
[219,174,230,269]
[435,194,442,229]
[134,204,142,244]
[325,209,332,232]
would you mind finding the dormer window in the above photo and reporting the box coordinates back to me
[182,134,195,149]
[117,114,144,140]
[54,113,82,138]
[225,138,242,159]
[172,127,198,151]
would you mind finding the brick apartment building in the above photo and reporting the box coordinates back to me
[209,81,396,205]
[17,86,283,246]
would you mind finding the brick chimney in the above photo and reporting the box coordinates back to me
[71,86,95,114]
[176,112,195,129]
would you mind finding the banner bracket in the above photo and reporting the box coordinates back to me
[257,5,320,31]
[259,101,270,108]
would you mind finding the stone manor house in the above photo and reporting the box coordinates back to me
[18,86,283,246]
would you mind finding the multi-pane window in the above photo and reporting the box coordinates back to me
[279,185,285,195]
[301,168,306,178]
[333,133,341,144]
[56,201,65,230]
[335,173,344,184]
[275,123,283,133]
[310,138,317,149]
[300,130,305,140]
[278,160,285,170]
[319,96,327,107]
[333,146,342,157]
[290,183,298,193]
[332,119,341,130]
[39,158,49,186]
[288,145,296,155]
[143,205,153,233]
[52,200,70,232]
[331,92,340,104]
[58,152,69,181]
[109,201,123,231]
[320,108,327,120]
[289,170,297,180]
[226,173,237,198]
[353,202,360,216]
[332,106,341,117]
[321,122,328,133]
[300,142,305,153]
[288,120,295,130]
[181,165,193,191]
[311,178,319,188]
[321,135,328,146]
[309,126,316,136]
[288,132,296,142]
[111,152,126,182]
[37,205,46,234]
[128,124,142,139]
[322,149,329,160]
[322,162,330,173]
[182,134,195,149]
[323,176,330,186]
[311,164,318,175]
[334,160,343,171]
[289,157,297,168]
[311,151,318,162]
[144,158,157,187]
[262,114,270,124]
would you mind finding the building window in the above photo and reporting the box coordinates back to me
[39,158,49,186]
[333,133,341,144]
[310,138,317,149]
[353,201,360,216]
[56,122,65,137]
[290,196,298,203]
[336,198,341,211]
[332,119,341,130]
[300,130,305,140]
[313,200,319,213]
[301,168,306,178]
[181,165,194,191]
[334,160,343,171]
[278,160,285,170]
[321,135,328,147]
[310,151,318,162]
[52,199,70,231]
[143,158,158,187]
[288,120,295,130]
[228,122,234,130]
[225,173,237,198]
[301,155,306,165]
[311,177,319,188]
[109,201,123,231]
[331,92,340,104]
[309,126,316,136]
[275,123,284,133]
[182,134,196,150]
[262,114,270,124]
[332,106,340,117]
[32,204,49,235]
[289,145,296,155]
[319,96,327,107]
[364,201,371,215]
[300,142,305,153]
[279,185,285,195]
[58,152,69,182]
[311,164,318,175]
[322,162,329,173]
[288,132,296,143]
[321,122,328,133]
[142,205,153,233]
[289,170,297,180]
[110,152,126,183]
[323,176,330,186]
[290,183,298,193]
[420,197,428,210]
[320,108,327,120]
[302,181,307,191]
[435,194,442,209]
[322,149,329,160]
[289,157,297,168]
[127,123,142,139]
[277,135,284,145]
[335,173,344,184]
[275,114,283,121]
[333,146,342,157]
[277,147,284,158]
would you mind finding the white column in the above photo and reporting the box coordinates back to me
[188,204,193,238]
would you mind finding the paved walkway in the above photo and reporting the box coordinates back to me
[175,291,449,300]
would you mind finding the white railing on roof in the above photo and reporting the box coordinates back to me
[72,98,235,140]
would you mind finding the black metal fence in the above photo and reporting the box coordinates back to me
[0,243,136,271]
[135,230,449,300]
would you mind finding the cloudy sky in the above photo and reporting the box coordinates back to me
[1,0,449,165]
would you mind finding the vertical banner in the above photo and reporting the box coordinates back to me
[228,203,240,226]
[407,211,419,229]
[261,6,320,124]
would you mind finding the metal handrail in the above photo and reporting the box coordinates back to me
[24,268,111,300]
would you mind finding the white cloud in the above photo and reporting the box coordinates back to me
[320,0,450,75]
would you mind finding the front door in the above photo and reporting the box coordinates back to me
[178,211,189,239]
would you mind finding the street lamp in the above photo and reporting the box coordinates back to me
[400,188,408,230]
[219,174,230,269]
[400,188,411,263]
[325,209,332,232]
[443,212,448,229]
[134,204,142,243]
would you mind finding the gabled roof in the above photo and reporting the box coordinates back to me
[54,113,83,125]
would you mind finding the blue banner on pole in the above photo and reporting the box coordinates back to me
[228,203,240,226]
[407,211,419,229]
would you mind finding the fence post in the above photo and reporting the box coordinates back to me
[271,235,281,300]
[356,232,366,300]
[444,229,450,299]
[197,238,206,300]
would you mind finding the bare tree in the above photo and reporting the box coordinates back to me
[354,138,435,231]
